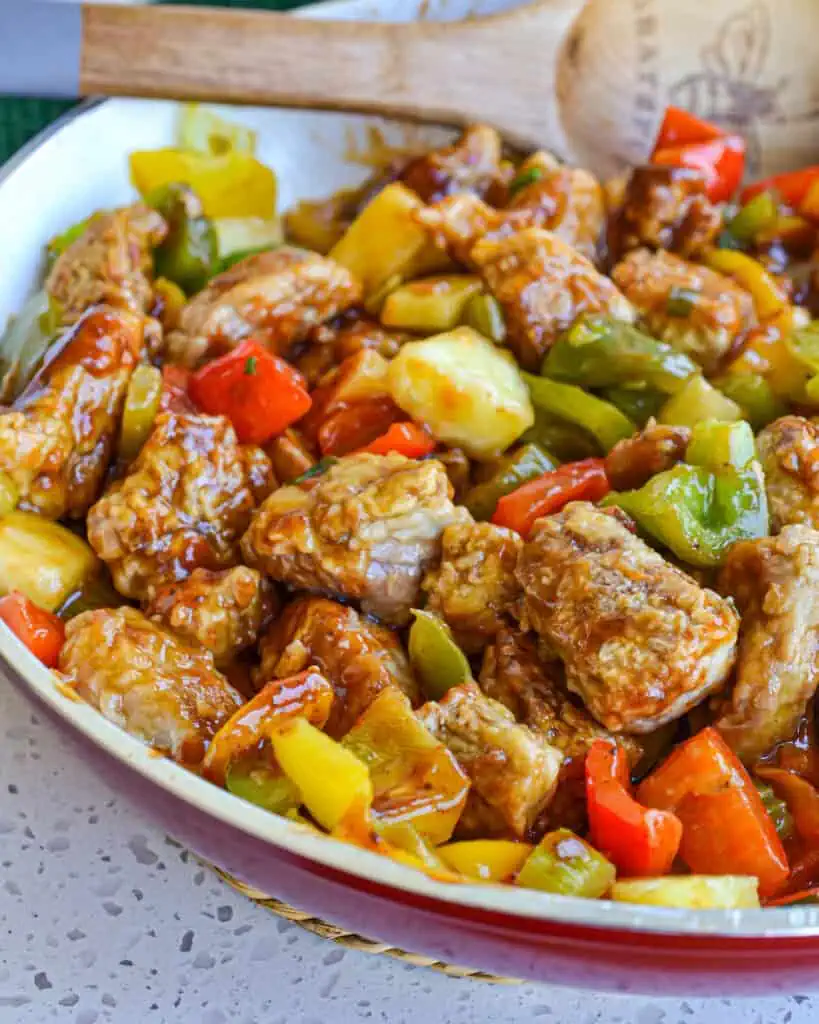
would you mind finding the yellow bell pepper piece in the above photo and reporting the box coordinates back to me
[702,249,788,320]
[153,277,187,332]
[269,718,373,832]
[130,148,276,219]
[727,310,812,398]
[342,688,470,845]
[330,183,435,299]
[0,473,18,520]
[438,840,533,882]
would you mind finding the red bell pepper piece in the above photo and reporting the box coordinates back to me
[189,339,312,445]
[652,135,746,204]
[782,848,819,896]
[358,421,436,458]
[767,887,819,907]
[653,106,724,150]
[586,739,682,877]
[637,728,789,898]
[0,591,65,668]
[317,396,401,457]
[491,459,610,537]
[756,766,819,845]
[740,166,819,208]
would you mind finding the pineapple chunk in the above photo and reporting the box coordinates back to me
[269,717,373,832]
[380,275,481,333]
[438,839,532,882]
[213,216,283,259]
[387,327,534,459]
[330,183,433,298]
[325,350,391,407]
[0,511,99,612]
[177,103,257,156]
[658,375,742,427]
[610,875,760,909]
[343,688,469,845]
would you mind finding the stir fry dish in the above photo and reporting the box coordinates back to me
[9,104,819,912]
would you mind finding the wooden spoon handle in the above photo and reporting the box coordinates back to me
[80,2,579,149]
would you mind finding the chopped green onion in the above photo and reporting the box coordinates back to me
[244,355,257,376]
[755,782,793,841]
[291,457,338,485]
[509,166,544,197]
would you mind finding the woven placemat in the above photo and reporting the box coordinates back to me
[208,864,521,983]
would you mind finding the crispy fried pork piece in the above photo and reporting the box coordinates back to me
[757,415,819,532]
[422,520,522,653]
[59,607,244,766]
[516,501,739,733]
[88,412,273,599]
[716,526,819,761]
[417,682,563,840]
[0,306,148,519]
[166,247,361,367]
[242,453,465,625]
[257,595,418,738]
[612,248,755,372]
[145,566,276,667]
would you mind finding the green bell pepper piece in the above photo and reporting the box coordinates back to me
[0,289,61,401]
[374,821,449,872]
[712,373,787,431]
[226,761,301,815]
[408,610,472,700]
[58,571,124,621]
[463,292,506,344]
[602,386,666,427]
[785,321,819,405]
[604,446,769,568]
[516,829,615,897]
[522,372,636,453]
[46,214,98,264]
[145,183,217,294]
[727,191,778,243]
[214,243,277,276]
[542,316,697,394]
[464,443,556,521]
[521,409,599,463]
[658,375,742,428]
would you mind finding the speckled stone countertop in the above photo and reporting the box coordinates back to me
[0,678,816,1024]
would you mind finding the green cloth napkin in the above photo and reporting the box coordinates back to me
[0,0,311,164]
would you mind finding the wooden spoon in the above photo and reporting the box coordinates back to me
[3,0,819,177]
